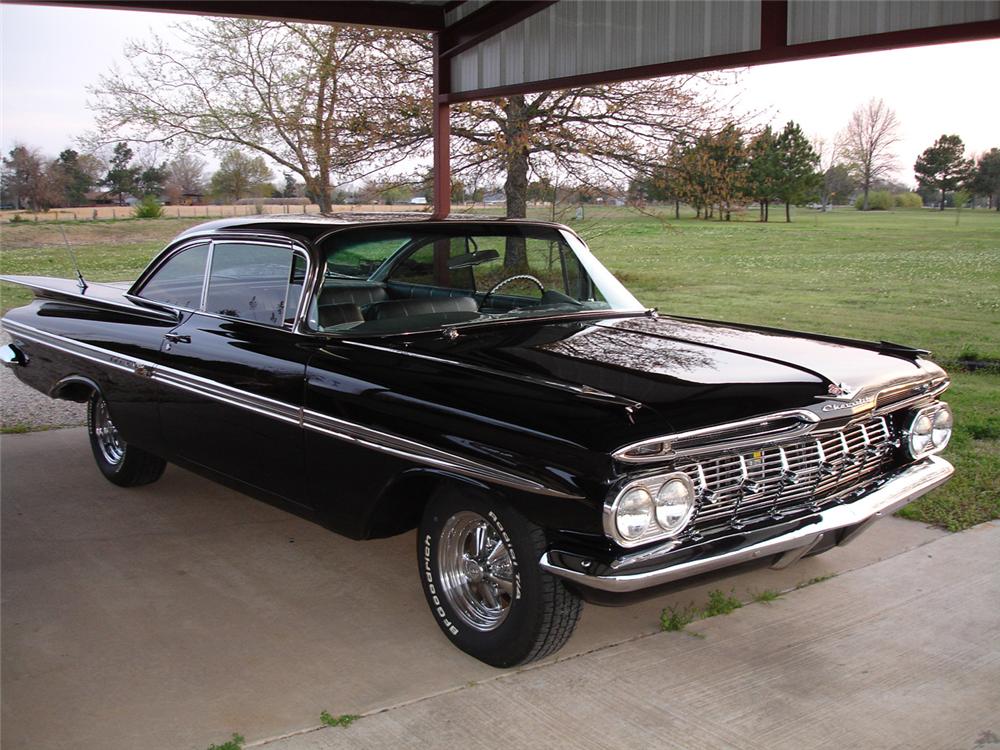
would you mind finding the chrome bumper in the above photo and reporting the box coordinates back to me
[539,456,954,593]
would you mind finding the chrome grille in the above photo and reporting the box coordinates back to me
[676,416,897,533]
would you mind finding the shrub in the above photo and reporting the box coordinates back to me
[133,195,164,219]
[894,192,923,209]
[855,190,894,210]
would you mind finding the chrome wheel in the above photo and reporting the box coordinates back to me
[438,511,515,631]
[93,397,126,466]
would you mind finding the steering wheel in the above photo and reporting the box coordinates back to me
[479,274,545,311]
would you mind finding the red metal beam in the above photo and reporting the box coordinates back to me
[432,33,451,219]
[440,16,1000,103]
[439,0,557,60]
[759,0,788,52]
[5,0,447,31]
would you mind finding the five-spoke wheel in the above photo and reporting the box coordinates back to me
[418,485,581,667]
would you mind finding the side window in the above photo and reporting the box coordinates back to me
[389,238,474,290]
[139,243,209,309]
[204,242,295,326]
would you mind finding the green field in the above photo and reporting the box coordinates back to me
[1,207,998,529]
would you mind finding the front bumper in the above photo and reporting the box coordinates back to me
[539,455,954,593]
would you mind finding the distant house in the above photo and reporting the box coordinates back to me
[409,196,427,205]
[179,192,205,206]
[483,192,505,205]
[82,190,115,206]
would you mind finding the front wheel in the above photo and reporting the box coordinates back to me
[418,486,582,667]
[87,393,166,487]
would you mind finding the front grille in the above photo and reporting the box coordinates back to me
[675,416,898,535]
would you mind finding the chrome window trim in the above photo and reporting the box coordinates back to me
[0,319,579,501]
[130,237,313,334]
[200,240,215,311]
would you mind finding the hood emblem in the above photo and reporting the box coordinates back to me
[827,382,856,398]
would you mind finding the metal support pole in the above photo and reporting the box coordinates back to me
[432,33,451,219]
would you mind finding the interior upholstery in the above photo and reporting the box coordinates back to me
[318,302,364,328]
[319,285,388,308]
[367,296,478,320]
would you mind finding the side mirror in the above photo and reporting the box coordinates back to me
[448,248,500,270]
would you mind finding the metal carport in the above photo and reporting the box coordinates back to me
[13,0,1000,213]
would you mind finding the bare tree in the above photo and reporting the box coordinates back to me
[164,153,207,204]
[451,76,737,268]
[2,144,63,211]
[840,98,900,211]
[88,19,431,212]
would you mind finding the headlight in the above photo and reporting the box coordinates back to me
[609,472,696,546]
[906,402,952,459]
[654,476,696,534]
[615,487,654,541]
[932,407,953,450]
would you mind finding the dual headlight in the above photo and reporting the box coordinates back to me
[608,472,696,547]
[905,402,953,459]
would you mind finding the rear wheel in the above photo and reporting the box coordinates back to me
[418,485,582,667]
[87,393,166,487]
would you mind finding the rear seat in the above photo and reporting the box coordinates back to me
[319,285,388,308]
[367,296,478,320]
[318,284,388,326]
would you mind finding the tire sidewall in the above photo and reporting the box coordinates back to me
[419,486,548,668]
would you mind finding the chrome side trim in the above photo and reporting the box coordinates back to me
[301,410,576,498]
[343,340,643,410]
[613,409,821,463]
[1,319,580,500]
[540,456,954,593]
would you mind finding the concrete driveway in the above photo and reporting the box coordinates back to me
[2,428,992,750]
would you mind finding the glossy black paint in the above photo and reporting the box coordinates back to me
[1,216,949,572]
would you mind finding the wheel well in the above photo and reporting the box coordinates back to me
[365,471,491,539]
[49,376,99,403]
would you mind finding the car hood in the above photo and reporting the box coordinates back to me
[379,313,945,450]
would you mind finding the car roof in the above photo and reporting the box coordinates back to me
[172,212,571,244]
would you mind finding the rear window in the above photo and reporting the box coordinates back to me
[139,243,209,309]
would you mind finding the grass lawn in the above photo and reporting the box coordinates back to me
[1,207,998,530]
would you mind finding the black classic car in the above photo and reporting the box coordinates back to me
[1,215,954,666]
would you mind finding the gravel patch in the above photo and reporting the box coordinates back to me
[1,332,86,430]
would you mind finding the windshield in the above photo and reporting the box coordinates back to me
[308,223,643,335]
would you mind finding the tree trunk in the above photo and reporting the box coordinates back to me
[862,183,870,211]
[503,95,530,271]
[785,201,791,223]
[940,188,946,211]
[764,200,769,223]
[759,201,764,222]
[674,199,680,219]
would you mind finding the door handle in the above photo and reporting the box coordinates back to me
[164,333,191,344]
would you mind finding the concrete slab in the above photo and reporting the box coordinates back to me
[266,522,1000,750]
[1,428,952,750]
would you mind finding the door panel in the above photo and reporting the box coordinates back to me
[158,312,312,504]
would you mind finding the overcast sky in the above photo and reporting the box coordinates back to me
[2,3,998,186]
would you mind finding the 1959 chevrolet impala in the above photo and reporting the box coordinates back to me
[1,215,954,666]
